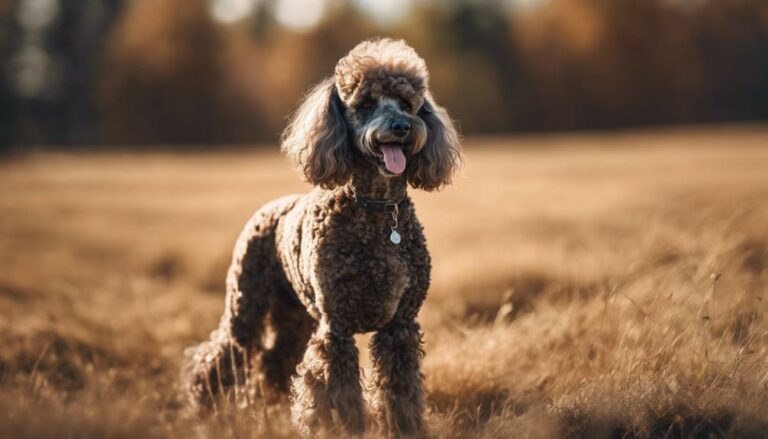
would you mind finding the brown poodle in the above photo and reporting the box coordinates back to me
[182,38,462,437]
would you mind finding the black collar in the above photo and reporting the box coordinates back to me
[353,194,405,213]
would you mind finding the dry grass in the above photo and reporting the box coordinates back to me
[1,125,768,438]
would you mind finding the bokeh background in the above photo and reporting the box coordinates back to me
[1,0,767,148]
[3,1,768,438]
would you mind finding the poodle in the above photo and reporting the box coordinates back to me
[182,38,462,437]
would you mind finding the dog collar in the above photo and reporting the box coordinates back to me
[353,193,405,244]
[353,194,405,213]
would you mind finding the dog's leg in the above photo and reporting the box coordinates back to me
[260,293,316,400]
[182,327,252,415]
[182,237,272,414]
[290,320,366,436]
[370,318,426,438]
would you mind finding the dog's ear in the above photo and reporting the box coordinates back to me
[281,78,352,188]
[408,95,463,191]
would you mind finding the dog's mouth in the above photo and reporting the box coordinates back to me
[374,142,407,175]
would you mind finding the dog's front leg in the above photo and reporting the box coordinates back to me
[290,319,365,436]
[370,318,426,438]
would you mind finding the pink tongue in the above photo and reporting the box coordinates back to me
[380,144,406,174]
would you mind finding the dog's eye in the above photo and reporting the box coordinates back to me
[397,99,411,112]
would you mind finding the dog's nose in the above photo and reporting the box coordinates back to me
[390,119,411,138]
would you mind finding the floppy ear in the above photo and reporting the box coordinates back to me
[281,78,352,188]
[408,95,463,191]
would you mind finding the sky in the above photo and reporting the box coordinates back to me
[209,0,393,28]
[208,0,539,29]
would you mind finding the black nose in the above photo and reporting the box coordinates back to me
[390,119,411,137]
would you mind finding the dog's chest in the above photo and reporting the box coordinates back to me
[316,225,412,332]
[353,250,411,330]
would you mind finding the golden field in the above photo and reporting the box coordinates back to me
[1,125,767,438]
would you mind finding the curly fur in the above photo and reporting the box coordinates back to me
[182,38,462,437]
[281,78,352,189]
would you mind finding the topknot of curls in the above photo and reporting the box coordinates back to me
[334,38,429,112]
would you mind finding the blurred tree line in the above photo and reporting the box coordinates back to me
[1,0,767,148]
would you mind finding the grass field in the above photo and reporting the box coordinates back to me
[1,125,768,438]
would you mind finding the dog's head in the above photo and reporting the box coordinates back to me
[281,38,462,191]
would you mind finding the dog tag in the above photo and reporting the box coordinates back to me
[390,229,401,244]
